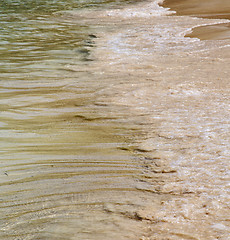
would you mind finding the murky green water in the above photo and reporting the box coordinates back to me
[0,0,137,75]
[0,1,148,239]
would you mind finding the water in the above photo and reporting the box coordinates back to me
[0,0,230,239]
[0,1,150,239]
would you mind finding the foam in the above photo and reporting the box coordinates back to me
[103,0,173,18]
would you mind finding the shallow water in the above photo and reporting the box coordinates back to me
[0,1,152,239]
[1,0,230,239]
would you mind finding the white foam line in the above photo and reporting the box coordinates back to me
[104,0,174,18]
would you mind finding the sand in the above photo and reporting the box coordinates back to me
[161,0,230,40]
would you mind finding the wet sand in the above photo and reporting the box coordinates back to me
[161,0,230,19]
[186,23,230,40]
[161,0,230,40]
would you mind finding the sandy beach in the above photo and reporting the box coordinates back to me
[161,0,230,40]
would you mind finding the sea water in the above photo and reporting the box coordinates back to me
[0,0,229,239]
[0,1,150,239]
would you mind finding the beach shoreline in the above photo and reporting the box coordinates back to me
[86,1,230,238]
[161,0,230,40]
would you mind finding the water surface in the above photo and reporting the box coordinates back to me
[0,1,151,239]
[0,0,230,239]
